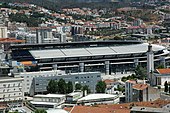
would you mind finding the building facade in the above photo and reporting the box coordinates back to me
[0,77,24,106]
[32,72,101,95]
[16,70,65,95]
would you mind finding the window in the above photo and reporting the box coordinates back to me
[3,84,6,87]
[75,77,79,79]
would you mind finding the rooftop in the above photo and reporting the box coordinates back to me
[156,68,170,74]
[34,94,65,98]
[131,106,170,113]
[0,77,24,82]
[133,84,148,90]
[78,94,117,102]
[0,38,25,43]
[65,99,170,113]
[65,105,130,113]
[46,109,68,113]
[29,43,165,59]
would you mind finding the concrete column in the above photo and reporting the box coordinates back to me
[160,57,166,68]
[53,64,58,70]
[105,61,110,75]
[134,58,139,67]
[79,62,84,72]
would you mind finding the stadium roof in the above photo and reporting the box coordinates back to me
[29,43,165,59]
[10,40,142,50]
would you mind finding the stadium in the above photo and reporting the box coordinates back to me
[10,40,170,74]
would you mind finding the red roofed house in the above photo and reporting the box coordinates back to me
[125,80,160,102]
[154,68,170,86]
[132,84,160,102]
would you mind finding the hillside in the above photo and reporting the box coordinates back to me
[0,0,125,10]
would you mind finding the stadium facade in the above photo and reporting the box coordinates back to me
[10,40,170,75]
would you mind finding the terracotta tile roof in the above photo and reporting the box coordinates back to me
[64,99,170,113]
[104,79,115,85]
[156,68,170,74]
[0,38,25,43]
[133,84,148,90]
[65,106,130,113]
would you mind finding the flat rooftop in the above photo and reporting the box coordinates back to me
[34,94,65,98]
[78,94,117,101]
[131,106,170,113]
[29,43,165,59]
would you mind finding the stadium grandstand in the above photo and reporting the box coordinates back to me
[10,40,170,74]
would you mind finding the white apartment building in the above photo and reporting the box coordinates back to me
[0,77,24,106]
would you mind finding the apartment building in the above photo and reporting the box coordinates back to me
[0,77,24,106]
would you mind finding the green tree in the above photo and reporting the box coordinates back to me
[8,111,19,113]
[135,65,147,79]
[66,81,73,93]
[95,81,106,93]
[121,76,127,82]
[34,109,47,113]
[75,83,82,90]
[164,81,169,93]
[82,85,91,94]
[47,80,58,93]
[58,79,67,94]
[156,64,164,69]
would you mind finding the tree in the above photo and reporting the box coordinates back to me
[82,85,91,94]
[156,64,164,69]
[75,83,82,90]
[58,79,67,94]
[34,109,47,113]
[47,80,58,93]
[95,81,106,93]
[135,65,147,79]
[164,81,168,93]
[66,81,73,93]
